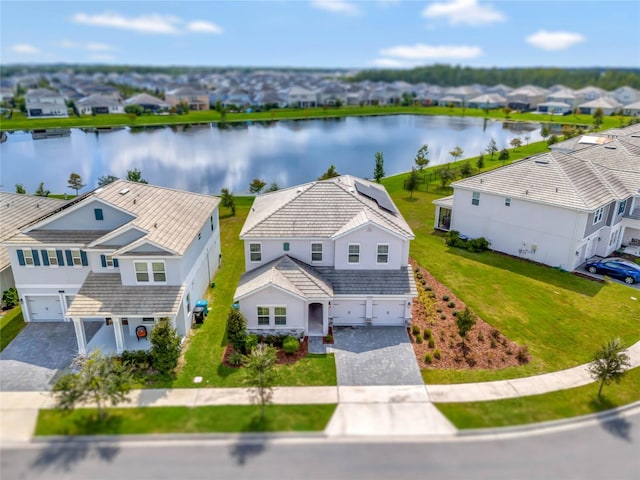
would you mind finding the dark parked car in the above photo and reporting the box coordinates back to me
[585,258,640,284]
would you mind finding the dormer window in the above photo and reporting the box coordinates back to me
[348,244,360,264]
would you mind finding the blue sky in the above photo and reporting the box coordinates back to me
[2,0,639,69]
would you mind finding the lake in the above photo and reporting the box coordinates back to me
[0,115,541,195]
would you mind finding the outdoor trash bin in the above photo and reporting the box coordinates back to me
[193,306,206,324]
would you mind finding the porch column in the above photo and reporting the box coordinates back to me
[72,317,87,355]
[113,318,125,354]
[323,301,329,336]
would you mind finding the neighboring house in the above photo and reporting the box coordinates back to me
[433,125,640,271]
[574,86,607,102]
[234,176,417,337]
[2,180,221,355]
[546,89,583,109]
[0,87,14,105]
[77,94,124,115]
[578,97,622,115]
[0,193,66,294]
[438,95,464,108]
[25,88,68,118]
[468,93,506,110]
[536,101,572,115]
[506,85,548,111]
[623,101,640,116]
[318,84,348,106]
[443,86,481,106]
[611,86,640,105]
[285,86,318,108]
[124,93,169,112]
[165,86,210,110]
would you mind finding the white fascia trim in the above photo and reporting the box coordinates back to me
[234,282,307,303]
[331,220,410,241]
[114,237,178,256]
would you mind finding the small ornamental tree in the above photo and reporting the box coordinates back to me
[449,146,464,163]
[249,178,266,194]
[150,318,182,376]
[35,182,50,197]
[67,172,86,196]
[437,167,457,189]
[404,167,420,198]
[15,183,26,194]
[220,188,236,215]
[456,307,476,351]
[53,349,133,420]
[243,343,278,421]
[588,338,631,400]
[227,309,247,353]
[476,153,485,169]
[2,287,19,309]
[318,164,340,180]
[414,144,430,172]
[266,182,280,192]
[498,148,510,165]
[486,138,498,159]
[510,137,522,151]
[459,161,473,178]
[373,152,385,183]
[540,125,550,140]
[98,175,119,186]
[126,168,148,184]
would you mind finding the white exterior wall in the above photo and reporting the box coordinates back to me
[334,224,406,270]
[451,189,589,270]
[244,239,335,271]
[39,201,133,231]
[239,287,306,333]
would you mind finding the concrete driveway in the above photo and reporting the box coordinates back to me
[331,326,423,386]
[0,322,101,391]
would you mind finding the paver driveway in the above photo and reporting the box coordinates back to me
[331,326,423,386]
[0,322,101,391]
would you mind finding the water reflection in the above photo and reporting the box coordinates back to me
[0,115,541,195]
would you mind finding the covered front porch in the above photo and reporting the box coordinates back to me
[65,272,185,355]
[433,195,453,231]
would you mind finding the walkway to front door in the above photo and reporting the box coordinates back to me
[331,326,423,386]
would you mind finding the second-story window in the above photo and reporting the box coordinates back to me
[135,261,166,283]
[348,244,360,264]
[94,208,104,221]
[152,262,166,282]
[311,243,323,262]
[618,200,627,215]
[505,197,511,207]
[472,192,480,206]
[71,250,82,266]
[105,255,114,268]
[250,243,261,262]
[135,262,149,282]
[377,244,389,264]
[46,249,58,266]
[23,249,34,266]
[593,207,605,224]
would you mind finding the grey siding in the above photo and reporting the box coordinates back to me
[584,202,612,237]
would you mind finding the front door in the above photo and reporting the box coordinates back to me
[308,303,324,336]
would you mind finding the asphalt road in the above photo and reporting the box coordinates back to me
[2,408,639,480]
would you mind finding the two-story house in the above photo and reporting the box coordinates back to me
[433,124,640,271]
[233,176,417,337]
[165,86,210,111]
[2,180,221,355]
[25,88,69,118]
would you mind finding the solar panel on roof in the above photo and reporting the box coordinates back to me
[353,180,397,214]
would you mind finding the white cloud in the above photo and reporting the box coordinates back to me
[187,20,223,34]
[9,44,40,54]
[380,43,483,59]
[59,40,115,51]
[371,58,410,68]
[526,30,586,51]
[72,12,223,35]
[422,0,506,26]
[311,0,361,15]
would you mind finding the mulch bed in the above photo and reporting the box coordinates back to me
[409,258,530,370]
[222,337,309,367]
[323,326,334,344]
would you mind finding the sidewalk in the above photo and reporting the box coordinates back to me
[2,341,639,443]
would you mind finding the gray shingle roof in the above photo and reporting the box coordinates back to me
[240,176,413,240]
[66,272,184,317]
[315,266,417,296]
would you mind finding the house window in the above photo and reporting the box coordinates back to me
[135,262,149,282]
[274,307,287,326]
[593,207,605,224]
[257,307,270,325]
[186,293,191,313]
[472,192,480,206]
[94,208,104,221]
[142,317,155,324]
[210,215,215,231]
[311,243,323,262]
[377,244,389,264]
[105,255,114,268]
[23,249,34,266]
[283,242,290,252]
[505,197,511,207]
[71,250,82,266]
[152,262,166,282]
[47,249,58,266]
[618,200,627,215]
[348,244,360,264]
[249,243,261,262]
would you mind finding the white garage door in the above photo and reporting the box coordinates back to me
[331,300,366,326]
[372,300,406,326]
[26,296,63,322]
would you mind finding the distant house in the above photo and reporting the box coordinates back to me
[536,101,572,115]
[0,87,15,105]
[433,124,640,271]
[234,176,417,337]
[1,180,221,355]
[578,97,622,115]
[574,86,607,102]
[506,85,548,111]
[443,86,481,106]
[124,93,169,112]
[438,95,464,108]
[318,84,348,106]
[623,101,640,116]
[25,88,68,118]
[285,86,318,108]
[468,93,506,110]
[486,84,513,97]
[0,193,66,294]
[611,86,640,105]
[546,89,583,109]
[77,94,124,115]
[165,86,210,111]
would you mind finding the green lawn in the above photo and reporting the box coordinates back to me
[35,404,336,436]
[382,164,640,384]
[0,307,26,351]
[165,197,336,388]
[1,106,633,132]
[436,367,640,429]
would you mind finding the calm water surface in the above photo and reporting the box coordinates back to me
[0,115,540,195]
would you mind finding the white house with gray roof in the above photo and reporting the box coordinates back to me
[433,124,640,271]
[2,180,221,355]
[234,176,417,337]
[25,88,68,118]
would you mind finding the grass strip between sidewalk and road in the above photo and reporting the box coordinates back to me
[35,404,336,436]
[0,307,26,352]
[435,367,640,429]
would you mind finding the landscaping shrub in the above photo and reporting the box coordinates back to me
[517,345,531,364]
[424,353,433,364]
[420,279,426,286]
[445,230,490,253]
[440,314,447,320]
[468,237,490,253]
[423,328,432,338]
[324,334,333,343]
[436,308,443,313]
[150,318,181,376]
[434,349,441,360]
[2,288,19,309]
[411,325,420,335]
[282,335,300,355]
[415,334,423,344]
[120,350,152,374]
[428,338,435,348]
[416,272,423,280]
[245,334,259,353]
[448,301,456,308]
[227,310,248,353]
[442,295,450,302]
[228,351,244,366]
[425,286,432,291]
